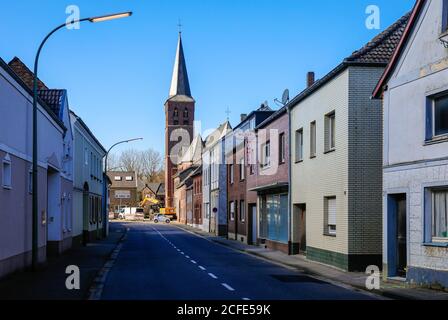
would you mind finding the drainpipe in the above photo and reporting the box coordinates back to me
[287,106,293,255]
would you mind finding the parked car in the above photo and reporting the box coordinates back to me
[153,214,171,224]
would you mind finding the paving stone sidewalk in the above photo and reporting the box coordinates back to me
[0,223,126,300]
[174,222,448,301]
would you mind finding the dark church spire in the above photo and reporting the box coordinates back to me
[169,33,191,98]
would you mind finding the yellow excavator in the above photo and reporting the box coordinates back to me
[140,195,160,208]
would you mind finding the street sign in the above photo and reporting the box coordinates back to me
[115,190,131,199]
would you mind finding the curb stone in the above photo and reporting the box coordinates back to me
[87,228,128,300]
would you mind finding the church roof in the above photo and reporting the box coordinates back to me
[169,33,192,98]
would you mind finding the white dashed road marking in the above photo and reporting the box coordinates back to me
[199,266,206,271]
[242,298,250,301]
[208,273,218,279]
[221,283,235,291]
[190,260,197,264]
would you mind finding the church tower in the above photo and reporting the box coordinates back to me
[165,32,195,208]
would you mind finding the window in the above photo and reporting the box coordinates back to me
[434,95,448,137]
[325,197,337,236]
[2,154,12,189]
[259,194,288,242]
[443,0,448,32]
[310,121,316,158]
[84,149,88,165]
[173,120,179,125]
[230,201,235,221]
[250,165,255,175]
[28,168,33,194]
[261,141,271,168]
[229,164,234,184]
[125,176,133,181]
[183,108,189,118]
[240,200,246,222]
[279,133,286,164]
[431,189,448,242]
[295,129,303,162]
[325,112,336,152]
[173,108,179,117]
[114,176,122,181]
[239,158,245,181]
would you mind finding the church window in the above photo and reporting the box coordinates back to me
[173,108,179,117]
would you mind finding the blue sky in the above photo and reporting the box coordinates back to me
[0,0,415,155]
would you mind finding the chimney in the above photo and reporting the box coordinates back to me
[307,72,315,88]
[240,114,248,122]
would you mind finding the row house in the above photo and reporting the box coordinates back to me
[174,135,202,225]
[249,106,290,253]
[373,0,448,288]
[70,111,107,245]
[226,106,274,244]
[288,14,410,271]
[0,57,74,277]
[107,171,139,215]
[202,121,232,235]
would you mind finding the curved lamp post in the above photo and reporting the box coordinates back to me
[32,11,132,270]
[102,138,143,238]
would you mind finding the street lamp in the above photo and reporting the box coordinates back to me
[102,138,143,238]
[32,11,132,270]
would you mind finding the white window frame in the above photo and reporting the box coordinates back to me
[240,200,246,222]
[261,141,271,168]
[325,196,337,236]
[430,188,448,242]
[229,164,234,184]
[433,94,448,138]
[230,201,235,221]
[295,129,304,162]
[310,121,316,158]
[239,157,245,181]
[328,113,335,150]
[125,176,133,181]
[279,132,286,164]
[114,176,122,181]
[2,155,12,189]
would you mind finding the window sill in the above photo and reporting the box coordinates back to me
[323,233,336,238]
[324,149,336,155]
[422,242,448,248]
[2,185,11,190]
[424,135,448,146]
[295,160,303,164]
[310,155,316,159]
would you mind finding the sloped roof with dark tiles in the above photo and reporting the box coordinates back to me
[345,12,411,64]
[8,57,49,91]
[288,12,410,111]
[38,89,65,117]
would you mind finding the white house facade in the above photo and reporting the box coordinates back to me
[70,111,106,246]
[289,15,409,271]
[374,0,448,288]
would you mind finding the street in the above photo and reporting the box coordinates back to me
[101,222,375,300]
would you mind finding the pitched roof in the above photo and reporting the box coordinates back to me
[288,12,410,110]
[204,120,232,150]
[345,12,411,65]
[169,33,192,98]
[256,106,287,129]
[8,57,49,91]
[38,89,65,118]
[70,110,107,154]
[373,0,425,98]
[0,57,65,131]
[107,171,138,188]
[180,134,203,164]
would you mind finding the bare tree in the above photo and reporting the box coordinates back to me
[109,148,164,183]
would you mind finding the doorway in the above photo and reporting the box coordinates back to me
[46,167,60,256]
[387,194,407,278]
[249,204,257,245]
[294,204,307,254]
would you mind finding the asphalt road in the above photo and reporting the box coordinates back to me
[101,222,376,300]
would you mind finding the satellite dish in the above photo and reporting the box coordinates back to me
[281,89,290,105]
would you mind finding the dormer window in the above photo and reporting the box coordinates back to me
[173,108,179,117]
[114,176,122,181]
[125,176,133,181]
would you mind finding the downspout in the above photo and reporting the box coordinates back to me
[287,106,293,255]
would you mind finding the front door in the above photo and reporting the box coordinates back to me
[250,204,257,245]
[396,195,407,277]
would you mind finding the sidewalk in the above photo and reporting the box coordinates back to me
[0,223,126,300]
[174,222,448,300]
